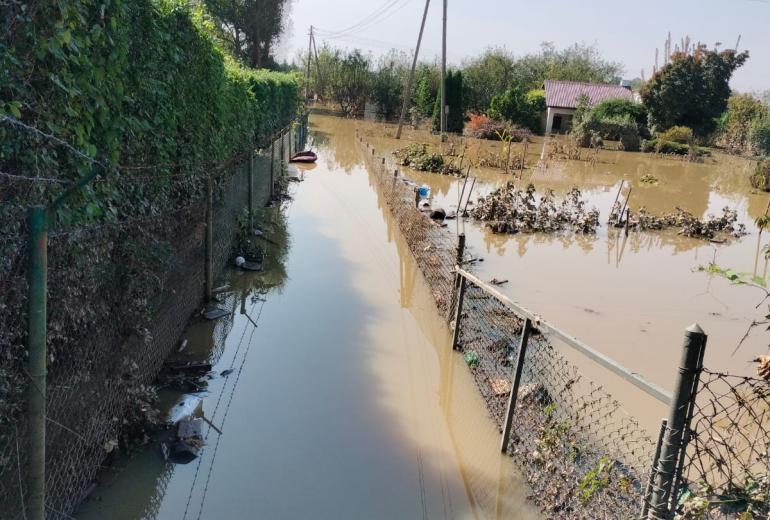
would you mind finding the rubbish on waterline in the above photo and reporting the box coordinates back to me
[418,199,431,211]
[220,368,234,377]
[490,278,508,286]
[167,394,203,425]
[241,260,263,272]
[418,185,431,198]
[464,350,479,367]
[203,308,228,320]
[430,208,446,221]
[235,256,246,267]
[165,417,205,464]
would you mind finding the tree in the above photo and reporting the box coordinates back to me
[371,50,409,120]
[205,0,292,69]
[326,49,371,116]
[642,47,749,136]
[412,65,439,118]
[462,47,516,112]
[432,70,464,133]
[509,42,624,91]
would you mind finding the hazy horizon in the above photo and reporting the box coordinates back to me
[278,0,770,93]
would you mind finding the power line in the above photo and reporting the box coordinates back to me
[314,0,413,39]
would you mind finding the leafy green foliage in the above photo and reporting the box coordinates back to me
[573,112,641,151]
[750,158,770,191]
[370,50,409,120]
[590,99,649,138]
[394,143,460,175]
[641,48,749,136]
[716,94,769,155]
[578,456,615,504]
[412,66,439,118]
[324,49,372,116]
[658,126,694,144]
[432,70,464,133]
[488,88,545,133]
[462,47,517,112]
[204,0,291,68]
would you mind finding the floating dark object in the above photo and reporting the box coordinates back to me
[289,150,317,163]
[203,308,228,320]
[429,208,446,221]
[220,368,234,377]
[490,278,508,286]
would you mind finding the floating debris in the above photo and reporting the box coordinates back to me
[471,182,600,234]
[639,173,659,185]
[608,204,747,240]
[393,144,461,175]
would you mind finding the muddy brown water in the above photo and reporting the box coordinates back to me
[75,116,541,520]
[360,120,769,432]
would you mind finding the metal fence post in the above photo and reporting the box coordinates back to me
[642,419,668,518]
[205,176,214,301]
[648,324,706,519]
[247,150,254,231]
[280,129,285,171]
[500,318,532,453]
[270,138,275,200]
[456,233,466,265]
[451,273,467,350]
[26,205,47,520]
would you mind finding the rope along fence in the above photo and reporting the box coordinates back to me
[0,114,308,520]
[357,131,769,520]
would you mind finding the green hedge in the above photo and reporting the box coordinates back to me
[641,139,710,157]
[0,0,299,225]
[573,113,641,151]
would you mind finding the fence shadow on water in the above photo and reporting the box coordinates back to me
[357,130,769,520]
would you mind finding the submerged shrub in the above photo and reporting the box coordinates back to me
[573,113,641,151]
[751,158,770,191]
[464,114,531,141]
[394,144,460,175]
[658,126,694,144]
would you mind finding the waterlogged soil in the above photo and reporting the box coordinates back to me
[76,116,541,520]
[360,119,768,431]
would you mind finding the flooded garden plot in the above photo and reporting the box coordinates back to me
[357,120,768,390]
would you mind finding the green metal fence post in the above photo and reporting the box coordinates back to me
[205,176,213,301]
[648,324,706,519]
[451,273,467,350]
[247,150,254,231]
[26,205,48,520]
[501,318,532,453]
[270,138,275,200]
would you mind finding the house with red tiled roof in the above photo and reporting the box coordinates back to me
[543,80,637,134]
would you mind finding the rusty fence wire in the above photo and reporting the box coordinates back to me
[358,132,769,520]
[0,116,306,520]
[676,370,770,519]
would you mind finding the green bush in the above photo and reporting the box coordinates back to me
[591,99,649,138]
[488,87,545,133]
[0,0,300,226]
[658,126,694,144]
[751,158,770,191]
[749,116,770,155]
[641,139,710,157]
[432,70,464,133]
[573,113,640,151]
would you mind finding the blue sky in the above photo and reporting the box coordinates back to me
[278,0,770,92]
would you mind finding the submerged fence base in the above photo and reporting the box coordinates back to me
[0,116,307,520]
[355,131,764,520]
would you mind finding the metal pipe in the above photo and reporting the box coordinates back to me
[455,268,673,405]
[26,205,48,520]
[501,318,532,453]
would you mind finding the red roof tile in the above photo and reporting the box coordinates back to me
[544,80,634,109]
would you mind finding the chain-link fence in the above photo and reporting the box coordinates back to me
[677,370,770,519]
[358,131,770,520]
[0,115,307,519]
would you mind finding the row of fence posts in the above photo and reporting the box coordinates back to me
[445,228,707,519]
[22,115,306,520]
[360,135,707,519]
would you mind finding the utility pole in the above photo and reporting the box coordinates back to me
[395,0,431,140]
[305,26,313,99]
[440,0,447,135]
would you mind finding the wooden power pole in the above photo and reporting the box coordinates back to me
[305,25,313,99]
[395,0,431,140]
[440,0,447,135]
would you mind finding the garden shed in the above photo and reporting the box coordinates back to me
[543,80,636,134]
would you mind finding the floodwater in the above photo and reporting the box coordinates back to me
[76,115,541,520]
[359,120,769,431]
